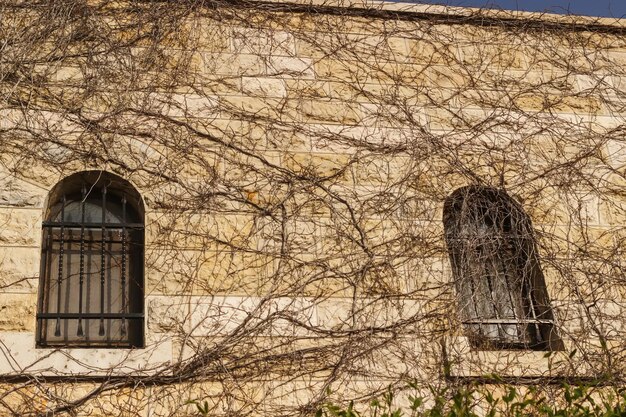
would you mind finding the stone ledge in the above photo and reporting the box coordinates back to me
[0,332,172,377]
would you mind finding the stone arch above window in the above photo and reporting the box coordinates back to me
[37,171,145,348]
[443,186,562,351]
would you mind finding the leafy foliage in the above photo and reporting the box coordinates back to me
[315,383,626,417]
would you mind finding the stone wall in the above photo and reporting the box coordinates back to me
[1,0,626,415]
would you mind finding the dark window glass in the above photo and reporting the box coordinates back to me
[443,186,562,350]
[37,171,144,348]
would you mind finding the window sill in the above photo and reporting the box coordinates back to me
[445,336,593,380]
[0,332,171,377]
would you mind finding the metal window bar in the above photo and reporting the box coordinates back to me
[463,318,554,325]
[54,195,66,337]
[100,185,106,337]
[77,185,86,337]
[37,184,144,347]
[121,195,127,336]
[452,234,548,346]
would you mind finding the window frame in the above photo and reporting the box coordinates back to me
[443,186,562,351]
[36,171,145,349]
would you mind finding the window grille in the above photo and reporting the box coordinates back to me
[37,171,144,348]
[443,186,561,351]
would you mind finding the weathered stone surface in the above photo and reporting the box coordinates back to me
[0,209,41,246]
[0,293,37,331]
[0,176,46,208]
[241,77,287,98]
[0,247,40,292]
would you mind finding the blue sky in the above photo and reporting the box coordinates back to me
[413,1,626,18]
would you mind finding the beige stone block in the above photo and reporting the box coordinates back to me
[294,37,328,59]
[195,251,278,295]
[316,297,423,331]
[543,225,615,256]
[146,247,277,296]
[0,109,24,130]
[447,342,573,378]
[51,66,84,83]
[267,56,314,78]
[457,42,527,69]
[0,247,39,292]
[188,296,318,337]
[147,296,190,333]
[144,92,220,118]
[183,20,231,52]
[414,64,467,89]
[599,187,626,226]
[0,174,46,208]
[282,151,352,178]
[241,77,287,98]
[314,58,364,81]
[298,100,361,124]
[146,380,264,417]
[0,209,41,246]
[285,79,330,100]
[400,257,448,298]
[146,212,256,250]
[604,139,626,169]
[220,96,283,119]
[76,386,149,417]
[514,94,602,114]
[188,296,259,336]
[405,38,457,65]
[528,134,603,165]
[231,28,295,55]
[0,293,36,331]
[200,52,265,76]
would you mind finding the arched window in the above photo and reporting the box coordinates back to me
[443,186,561,350]
[37,171,144,348]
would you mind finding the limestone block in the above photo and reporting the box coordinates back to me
[188,296,259,336]
[599,190,626,226]
[314,58,362,81]
[298,100,361,124]
[605,139,626,169]
[282,151,352,178]
[70,385,148,417]
[0,247,40,292]
[136,92,219,118]
[514,94,602,114]
[232,28,295,55]
[146,248,277,296]
[267,56,314,78]
[316,297,423,331]
[406,38,457,65]
[201,52,265,76]
[447,344,573,378]
[0,174,46,208]
[146,381,262,417]
[147,296,191,333]
[184,21,231,52]
[349,155,412,186]
[0,293,36,331]
[349,336,428,380]
[399,257,447,298]
[146,212,256,250]
[540,225,615,256]
[0,209,41,246]
[457,42,527,69]
[241,77,287,98]
[586,300,626,340]
[0,333,174,376]
[188,296,318,337]
[285,79,330,101]
[220,96,283,119]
